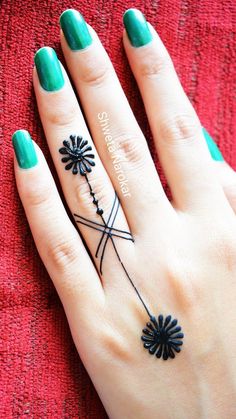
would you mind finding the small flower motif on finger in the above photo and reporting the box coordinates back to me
[59,134,95,175]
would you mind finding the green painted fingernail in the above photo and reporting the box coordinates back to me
[34,47,64,91]
[60,9,92,50]
[12,130,38,169]
[123,8,152,47]
[202,127,224,161]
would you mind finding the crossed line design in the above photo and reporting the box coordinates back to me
[74,193,134,275]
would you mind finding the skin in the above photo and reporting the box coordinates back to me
[14,21,236,419]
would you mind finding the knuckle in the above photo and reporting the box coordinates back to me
[97,326,132,363]
[78,59,112,86]
[23,182,52,208]
[75,179,94,207]
[212,230,236,271]
[46,102,79,127]
[165,257,203,311]
[47,236,79,272]
[139,51,172,79]
[112,131,147,166]
[158,112,201,146]
[74,177,112,216]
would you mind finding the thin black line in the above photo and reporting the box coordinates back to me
[78,175,152,318]
[95,193,118,259]
[75,220,133,241]
[61,136,152,322]
[74,213,133,238]
[99,194,120,275]
[110,236,152,318]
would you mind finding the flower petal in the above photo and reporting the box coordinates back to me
[83,153,95,158]
[83,157,95,166]
[169,339,183,346]
[163,344,169,360]
[77,136,83,147]
[168,347,175,358]
[150,316,159,331]
[72,163,78,175]
[142,328,154,337]
[70,135,76,149]
[149,343,158,355]
[158,315,164,328]
[146,322,156,332]
[143,342,153,348]
[81,145,92,154]
[63,140,71,148]
[65,161,74,170]
[80,139,88,149]
[169,343,181,353]
[59,147,69,155]
[141,336,154,342]
[166,319,178,332]
[156,344,163,358]
[78,161,86,176]
[82,160,92,173]
[164,315,172,328]
[170,333,184,339]
[168,326,181,336]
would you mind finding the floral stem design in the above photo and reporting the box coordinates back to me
[59,134,184,360]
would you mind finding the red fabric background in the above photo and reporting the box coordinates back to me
[0,0,235,417]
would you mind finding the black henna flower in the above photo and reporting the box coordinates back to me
[141,314,184,360]
[59,134,95,175]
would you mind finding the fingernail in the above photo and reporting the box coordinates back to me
[34,47,65,91]
[12,130,38,169]
[123,8,152,47]
[202,127,224,161]
[60,9,92,50]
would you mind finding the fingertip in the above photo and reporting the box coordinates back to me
[12,130,38,170]
[12,129,30,143]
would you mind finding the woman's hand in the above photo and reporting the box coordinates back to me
[12,8,236,418]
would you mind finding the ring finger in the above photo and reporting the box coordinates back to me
[33,47,133,278]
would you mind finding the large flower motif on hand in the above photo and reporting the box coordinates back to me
[59,134,95,176]
[141,314,184,360]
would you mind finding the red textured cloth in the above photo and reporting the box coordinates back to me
[0,0,235,417]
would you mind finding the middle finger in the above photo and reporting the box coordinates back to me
[59,9,174,233]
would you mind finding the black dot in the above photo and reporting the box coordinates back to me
[97,208,103,215]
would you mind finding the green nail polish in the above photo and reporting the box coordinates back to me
[123,8,152,47]
[202,127,224,161]
[12,130,38,169]
[34,47,64,91]
[60,9,92,50]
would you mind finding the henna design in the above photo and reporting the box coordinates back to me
[141,314,184,360]
[59,134,95,175]
[74,191,134,275]
[59,134,184,360]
